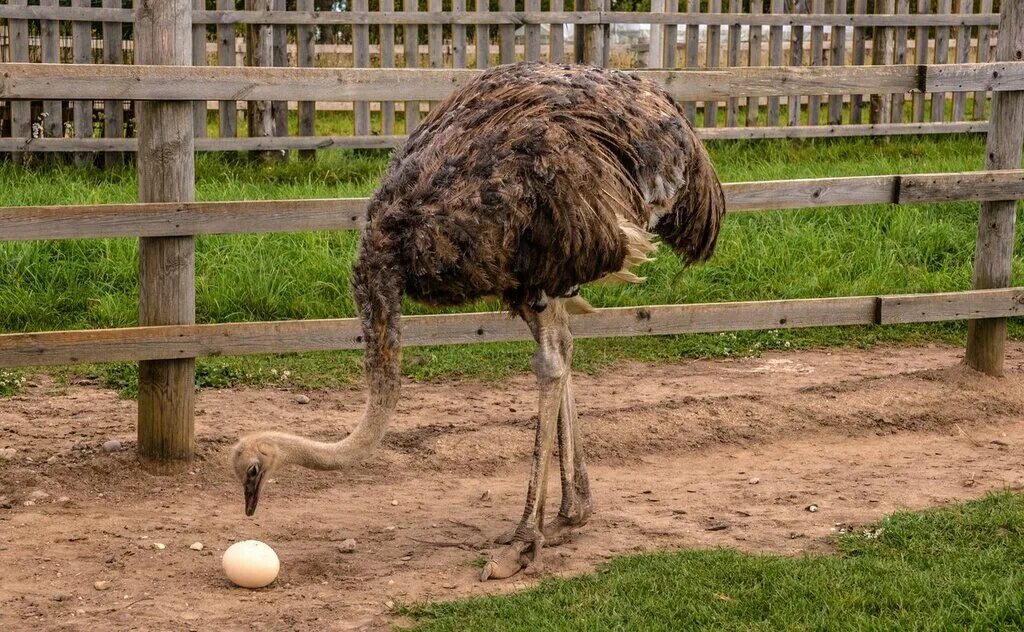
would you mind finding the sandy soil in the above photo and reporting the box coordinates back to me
[1,343,1023,631]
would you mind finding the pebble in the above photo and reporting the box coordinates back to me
[806,504,819,513]
[0,447,16,460]
[384,600,395,609]
[57,496,71,503]
[442,583,457,589]
[101,440,122,453]
[46,456,58,464]
[337,538,357,554]
[748,477,760,485]
[152,542,166,550]
[189,542,204,551]
[387,580,394,586]
[390,499,399,506]
[93,581,111,591]
[51,593,71,602]
[294,394,311,405]
[28,490,50,501]
[23,500,35,507]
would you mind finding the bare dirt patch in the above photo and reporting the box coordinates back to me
[2,343,1023,631]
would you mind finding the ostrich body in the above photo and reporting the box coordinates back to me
[232,62,726,580]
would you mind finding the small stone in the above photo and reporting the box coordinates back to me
[991,439,1010,447]
[75,609,85,615]
[57,496,71,503]
[105,554,116,564]
[93,581,110,591]
[384,600,395,610]
[337,538,357,554]
[101,440,122,453]
[748,477,760,485]
[51,593,71,602]
[390,499,399,506]
[0,448,16,460]
[28,490,50,501]
[23,500,35,507]
[46,456,58,464]
[400,555,412,561]
[387,580,394,586]
[189,542,203,551]
[152,542,166,550]
[479,490,492,502]
[294,394,311,405]
[806,504,819,513]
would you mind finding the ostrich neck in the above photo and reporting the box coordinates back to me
[265,374,399,471]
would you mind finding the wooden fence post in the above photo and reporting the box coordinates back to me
[103,0,125,168]
[965,1,1024,377]
[9,0,31,165]
[134,0,197,473]
[246,0,274,159]
[582,0,602,66]
[73,0,94,168]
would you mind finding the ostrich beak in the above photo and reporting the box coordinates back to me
[243,464,263,516]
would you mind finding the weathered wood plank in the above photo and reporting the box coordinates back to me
[912,0,929,122]
[193,0,209,139]
[404,0,421,132]
[891,0,909,124]
[0,121,989,154]
[354,0,371,136]
[7,0,31,165]
[880,288,1024,325]
[787,0,807,127]
[0,6,1001,27]
[705,0,722,127]
[500,0,516,64]
[827,0,847,125]
[72,0,94,167]
[525,0,541,61]
[808,0,824,125]
[683,0,700,122]
[726,0,741,127]
[870,0,895,125]
[271,0,289,140]
[476,0,491,68]
[951,0,972,122]
[135,0,197,471]
[767,0,785,125]
[217,0,239,141]
[245,0,275,154]
[453,0,468,68]
[973,0,993,120]
[550,0,565,64]
[850,0,867,124]
[746,0,763,127]
[663,0,678,70]
[2,170,1020,241]
[102,0,125,168]
[931,0,952,122]
[13,59,1015,102]
[2,289,1020,368]
[297,0,317,157]
[40,0,63,142]
[966,2,1024,376]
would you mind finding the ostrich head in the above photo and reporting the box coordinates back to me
[230,435,282,516]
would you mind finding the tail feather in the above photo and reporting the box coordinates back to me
[659,141,726,265]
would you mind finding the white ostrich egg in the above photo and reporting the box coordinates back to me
[222,540,280,589]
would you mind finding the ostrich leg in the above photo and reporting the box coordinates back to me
[543,371,593,545]
[480,301,570,580]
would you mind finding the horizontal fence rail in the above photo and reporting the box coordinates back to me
[1,288,1021,368]
[2,62,1023,102]
[0,7,1003,27]
[1,169,1022,241]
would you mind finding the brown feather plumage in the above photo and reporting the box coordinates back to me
[360,61,726,314]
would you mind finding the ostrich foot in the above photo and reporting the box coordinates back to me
[480,531,546,581]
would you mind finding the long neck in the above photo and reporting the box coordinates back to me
[259,238,403,471]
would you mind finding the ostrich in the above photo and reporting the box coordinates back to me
[231,61,726,580]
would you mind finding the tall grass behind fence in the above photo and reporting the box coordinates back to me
[0,1,1004,161]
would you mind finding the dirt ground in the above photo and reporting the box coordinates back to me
[1,343,1023,631]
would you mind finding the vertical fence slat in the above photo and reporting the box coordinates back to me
[973,0,993,120]
[930,0,951,122]
[891,0,909,124]
[193,0,208,140]
[380,0,396,138]
[767,0,784,126]
[476,0,491,68]
[870,0,894,125]
[746,0,763,127]
[951,0,972,122]
[135,0,197,473]
[354,0,371,136]
[41,0,63,141]
[9,0,30,164]
[684,0,700,122]
[662,0,677,69]
[966,1,1024,376]
[297,0,317,154]
[217,0,238,142]
[428,0,443,70]
[726,0,740,127]
[102,0,124,167]
[271,0,288,140]
[453,0,468,68]
[550,0,565,64]
[787,0,806,127]
[526,0,541,61]
[827,0,847,125]
[705,0,721,127]
[246,0,274,153]
[500,0,516,64]
[850,0,867,124]
[72,0,93,167]
[649,0,665,69]
[912,0,928,122]
[808,0,824,125]
[404,0,421,132]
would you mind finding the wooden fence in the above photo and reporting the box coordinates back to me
[0,1,1021,472]
[0,1,1007,161]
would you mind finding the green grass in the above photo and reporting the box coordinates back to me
[402,492,1024,631]
[1,134,1022,395]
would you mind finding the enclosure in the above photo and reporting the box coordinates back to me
[0,1,1023,630]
